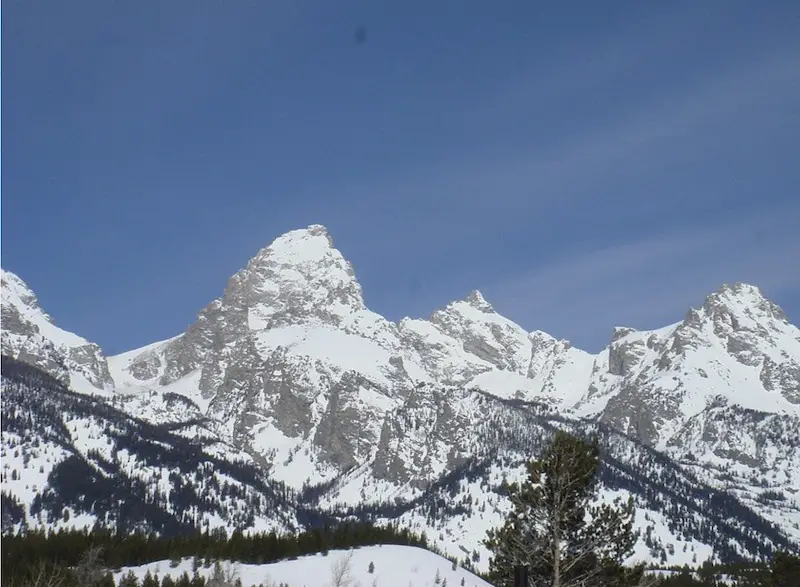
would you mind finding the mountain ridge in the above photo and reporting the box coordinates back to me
[3,223,799,568]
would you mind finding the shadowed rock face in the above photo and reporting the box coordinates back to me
[314,372,376,470]
[127,351,162,381]
[67,344,114,388]
[2,303,39,337]
[761,358,800,404]
[599,382,680,446]
[14,345,70,387]
[608,328,646,376]
[1,270,113,391]
[372,384,474,486]
[259,350,317,439]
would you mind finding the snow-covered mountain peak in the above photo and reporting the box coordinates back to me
[462,289,494,313]
[1,269,81,344]
[1,269,113,393]
[255,224,337,265]
[701,282,789,325]
[2,269,46,317]
[238,224,366,329]
[611,326,638,343]
[5,240,800,558]
[672,282,800,362]
[111,225,370,388]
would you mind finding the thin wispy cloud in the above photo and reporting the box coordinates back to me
[485,203,800,351]
[331,45,800,255]
[310,41,800,338]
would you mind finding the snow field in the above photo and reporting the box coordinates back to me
[113,545,492,587]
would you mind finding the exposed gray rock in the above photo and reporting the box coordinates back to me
[607,328,646,376]
[372,384,472,487]
[68,343,114,388]
[373,414,409,482]
[1,270,113,392]
[761,357,800,404]
[2,303,38,337]
[4,227,800,524]
[15,344,70,386]
[314,372,382,470]
[126,351,162,381]
[464,290,494,313]
[599,380,678,446]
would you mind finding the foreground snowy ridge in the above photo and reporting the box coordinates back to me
[113,546,492,587]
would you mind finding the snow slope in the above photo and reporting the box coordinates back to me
[113,546,492,587]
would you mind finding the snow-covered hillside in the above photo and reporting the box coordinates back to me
[0,357,303,537]
[113,546,491,587]
[3,223,799,565]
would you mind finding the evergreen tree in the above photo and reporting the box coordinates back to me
[485,430,642,587]
[368,561,375,573]
[73,545,107,587]
[771,551,800,587]
[142,570,159,587]
[119,571,141,587]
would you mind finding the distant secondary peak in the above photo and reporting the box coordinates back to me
[1,269,42,314]
[464,290,494,313]
[611,326,637,343]
[702,282,786,322]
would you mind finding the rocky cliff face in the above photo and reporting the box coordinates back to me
[1,270,113,394]
[588,283,800,448]
[3,225,800,549]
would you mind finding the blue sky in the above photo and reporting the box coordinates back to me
[2,1,799,354]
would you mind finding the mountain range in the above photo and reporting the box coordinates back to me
[2,224,799,570]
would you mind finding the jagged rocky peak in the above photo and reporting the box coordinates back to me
[528,329,559,353]
[2,269,58,337]
[607,326,649,376]
[2,269,43,315]
[426,289,533,374]
[701,282,788,325]
[230,224,367,329]
[144,224,371,385]
[611,326,637,343]
[670,282,799,367]
[463,289,494,313]
[1,269,113,392]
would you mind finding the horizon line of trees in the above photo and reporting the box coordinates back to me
[0,520,440,585]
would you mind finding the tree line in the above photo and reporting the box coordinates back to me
[1,521,430,586]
